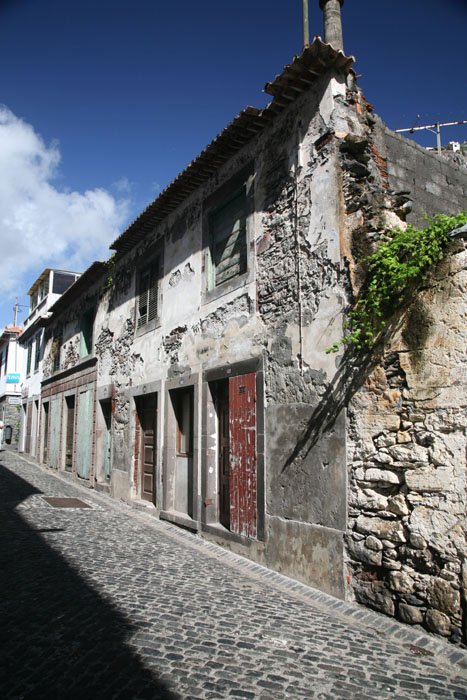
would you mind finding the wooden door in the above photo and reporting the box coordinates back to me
[76,388,93,479]
[42,402,49,464]
[49,396,62,469]
[139,393,157,502]
[229,373,257,538]
[65,395,75,472]
[25,402,33,454]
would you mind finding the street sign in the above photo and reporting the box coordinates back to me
[8,397,21,405]
[6,373,20,384]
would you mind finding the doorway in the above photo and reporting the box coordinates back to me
[211,372,257,538]
[42,401,49,464]
[171,387,194,518]
[101,400,112,481]
[65,395,75,472]
[137,393,157,502]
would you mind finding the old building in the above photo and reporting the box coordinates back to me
[18,268,81,458]
[0,325,23,443]
[32,1,467,643]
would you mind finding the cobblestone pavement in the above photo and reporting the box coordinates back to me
[1,449,467,700]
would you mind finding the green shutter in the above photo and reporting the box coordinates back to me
[27,342,32,375]
[137,259,159,328]
[210,189,247,288]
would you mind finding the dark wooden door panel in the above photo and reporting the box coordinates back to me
[140,394,157,502]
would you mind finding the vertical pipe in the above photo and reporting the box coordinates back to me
[302,0,310,48]
[319,0,344,52]
[436,123,442,156]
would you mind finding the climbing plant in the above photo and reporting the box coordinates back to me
[327,210,467,352]
[105,252,117,290]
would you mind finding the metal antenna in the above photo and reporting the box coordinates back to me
[395,119,467,156]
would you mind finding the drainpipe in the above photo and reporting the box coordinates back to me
[302,0,310,48]
[319,0,344,52]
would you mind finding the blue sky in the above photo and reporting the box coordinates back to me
[1,0,466,329]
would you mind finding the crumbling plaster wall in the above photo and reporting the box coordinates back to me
[95,75,353,521]
[255,77,369,597]
[43,286,101,380]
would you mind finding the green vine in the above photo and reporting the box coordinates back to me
[327,210,467,353]
[105,252,117,290]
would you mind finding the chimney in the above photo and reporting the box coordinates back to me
[319,0,344,52]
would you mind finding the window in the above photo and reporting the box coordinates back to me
[26,341,33,376]
[53,272,78,295]
[208,187,247,289]
[137,258,160,331]
[34,334,41,372]
[51,336,61,373]
[80,308,94,358]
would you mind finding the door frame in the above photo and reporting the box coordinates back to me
[202,357,265,543]
[159,374,199,531]
[136,392,158,503]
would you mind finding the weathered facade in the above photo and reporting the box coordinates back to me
[18,268,81,458]
[30,26,467,644]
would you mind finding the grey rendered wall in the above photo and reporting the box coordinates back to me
[382,125,467,227]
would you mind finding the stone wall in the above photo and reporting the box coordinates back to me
[345,232,467,644]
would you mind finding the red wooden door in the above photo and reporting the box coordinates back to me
[229,373,257,538]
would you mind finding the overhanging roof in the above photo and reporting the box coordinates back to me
[111,38,354,255]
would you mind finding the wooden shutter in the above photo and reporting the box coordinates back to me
[147,260,159,323]
[27,342,32,375]
[229,372,257,538]
[137,259,159,329]
[211,189,247,287]
[34,334,41,371]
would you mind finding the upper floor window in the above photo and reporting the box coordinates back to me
[53,271,78,295]
[26,340,33,376]
[208,188,247,289]
[80,308,94,358]
[34,333,41,372]
[51,335,61,373]
[137,257,160,332]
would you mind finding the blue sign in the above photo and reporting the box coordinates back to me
[6,373,20,384]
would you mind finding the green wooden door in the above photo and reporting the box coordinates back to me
[76,388,93,479]
[49,396,62,470]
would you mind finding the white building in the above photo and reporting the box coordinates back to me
[19,269,80,455]
[0,325,23,444]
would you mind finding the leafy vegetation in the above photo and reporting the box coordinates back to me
[105,252,117,290]
[327,210,467,353]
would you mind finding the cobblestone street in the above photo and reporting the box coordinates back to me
[1,449,466,700]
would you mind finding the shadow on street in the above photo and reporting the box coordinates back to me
[0,459,178,700]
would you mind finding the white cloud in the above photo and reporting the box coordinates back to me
[0,106,130,298]
[112,176,132,194]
